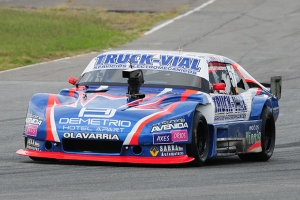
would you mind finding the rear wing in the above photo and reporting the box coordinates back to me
[261,76,282,100]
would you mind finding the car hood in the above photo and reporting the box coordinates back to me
[28,86,210,144]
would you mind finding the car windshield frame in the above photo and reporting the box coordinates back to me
[77,69,210,93]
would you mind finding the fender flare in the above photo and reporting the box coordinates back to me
[250,95,273,120]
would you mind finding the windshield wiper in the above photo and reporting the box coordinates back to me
[85,89,108,93]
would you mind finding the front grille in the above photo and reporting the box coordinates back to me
[62,139,123,153]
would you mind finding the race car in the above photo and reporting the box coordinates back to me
[17,50,282,166]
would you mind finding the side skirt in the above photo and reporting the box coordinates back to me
[208,120,262,157]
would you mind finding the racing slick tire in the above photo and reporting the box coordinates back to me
[238,107,276,161]
[187,111,210,167]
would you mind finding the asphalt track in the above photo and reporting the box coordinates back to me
[1,0,300,199]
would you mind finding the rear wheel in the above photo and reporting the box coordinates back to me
[238,107,276,161]
[187,111,209,167]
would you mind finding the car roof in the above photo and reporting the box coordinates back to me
[81,50,237,81]
[99,50,236,64]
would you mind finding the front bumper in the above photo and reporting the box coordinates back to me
[16,149,194,164]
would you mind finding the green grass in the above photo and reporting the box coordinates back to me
[0,7,180,71]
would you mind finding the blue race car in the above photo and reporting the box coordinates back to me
[17,50,282,166]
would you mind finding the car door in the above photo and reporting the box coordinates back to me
[208,62,248,123]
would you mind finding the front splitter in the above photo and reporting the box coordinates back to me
[16,149,194,164]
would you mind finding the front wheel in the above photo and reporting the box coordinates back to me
[238,107,276,161]
[187,111,210,167]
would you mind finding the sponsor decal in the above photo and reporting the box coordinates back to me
[153,133,171,144]
[93,53,201,75]
[150,145,184,157]
[26,118,42,125]
[159,145,184,156]
[214,114,246,121]
[153,129,188,144]
[213,95,247,113]
[246,132,261,145]
[95,127,125,132]
[26,113,43,125]
[25,113,43,137]
[151,118,188,133]
[78,108,116,118]
[171,130,188,142]
[249,125,259,131]
[25,124,38,137]
[63,132,119,140]
[212,95,247,121]
[159,145,183,152]
[59,108,130,132]
[62,126,125,132]
[62,126,93,131]
[59,118,131,127]
[246,124,261,145]
[26,138,40,151]
[150,146,159,157]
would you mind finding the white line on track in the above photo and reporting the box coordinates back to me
[1,0,216,73]
[144,0,217,35]
[0,52,98,74]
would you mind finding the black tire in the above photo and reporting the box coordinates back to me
[29,156,57,162]
[187,111,210,167]
[238,107,276,161]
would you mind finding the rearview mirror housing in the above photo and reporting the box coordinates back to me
[213,83,226,91]
[270,76,282,100]
[69,76,78,85]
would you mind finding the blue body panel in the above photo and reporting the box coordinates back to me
[250,90,279,121]
[24,86,210,157]
[208,120,262,158]
[23,83,279,159]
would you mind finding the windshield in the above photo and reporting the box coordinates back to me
[78,69,209,92]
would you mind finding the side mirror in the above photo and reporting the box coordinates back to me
[213,83,226,91]
[69,76,78,85]
[271,76,282,100]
